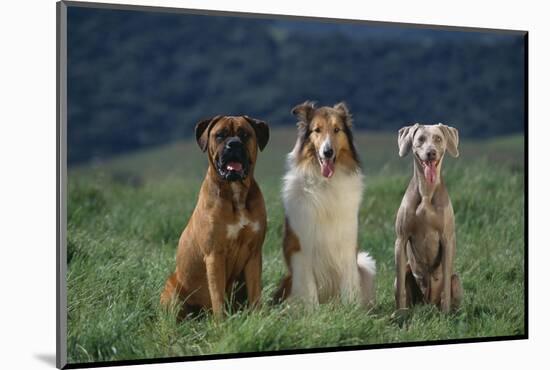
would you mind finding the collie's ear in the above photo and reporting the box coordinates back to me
[398,123,420,157]
[244,116,270,151]
[333,102,353,128]
[438,123,460,158]
[291,101,315,126]
[195,115,222,152]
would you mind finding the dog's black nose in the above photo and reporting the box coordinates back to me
[323,147,334,159]
[427,150,437,161]
[225,137,242,149]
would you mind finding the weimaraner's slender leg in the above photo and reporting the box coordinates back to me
[405,267,424,305]
[440,235,455,313]
[395,237,408,310]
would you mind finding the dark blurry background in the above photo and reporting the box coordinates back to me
[67,6,525,165]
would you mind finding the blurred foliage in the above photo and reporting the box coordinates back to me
[67,7,525,164]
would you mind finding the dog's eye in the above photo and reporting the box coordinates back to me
[215,132,226,141]
[334,128,340,134]
[239,131,249,140]
[434,135,442,142]
[313,128,321,133]
[418,135,426,143]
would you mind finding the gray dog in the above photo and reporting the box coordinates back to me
[394,123,463,313]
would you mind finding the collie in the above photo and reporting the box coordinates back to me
[274,101,376,306]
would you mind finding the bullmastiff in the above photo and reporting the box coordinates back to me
[160,115,269,318]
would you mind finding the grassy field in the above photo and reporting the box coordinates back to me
[66,128,525,364]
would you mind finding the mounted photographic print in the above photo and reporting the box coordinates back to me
[57,1,527,368]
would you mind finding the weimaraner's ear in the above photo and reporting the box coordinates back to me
[397,123,419,157]
[195,115,223,152]
[291,101,316,126]
[333,102,353,128]
[244,115,270,151]
[438,123,460,157]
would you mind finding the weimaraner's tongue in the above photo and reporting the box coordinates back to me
[321,159,335,178]
[424,161,437,184]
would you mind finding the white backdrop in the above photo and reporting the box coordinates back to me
[0,0,546,369]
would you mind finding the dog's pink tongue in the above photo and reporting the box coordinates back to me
[424,161,437,184]
[226,162,242,172]
[321,159,335,178]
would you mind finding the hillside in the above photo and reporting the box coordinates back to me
[67,6,525,164]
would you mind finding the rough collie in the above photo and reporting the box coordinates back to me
[274,101,376,306]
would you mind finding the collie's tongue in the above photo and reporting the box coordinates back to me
[424,161,437,184]
[321,159,335,178]
[226,161,242,172]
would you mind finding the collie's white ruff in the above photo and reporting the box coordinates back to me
[282,151,376,306]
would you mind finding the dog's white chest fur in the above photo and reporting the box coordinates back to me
[226,183,260,239]
[226,213,260,239]
[283,165,364,303]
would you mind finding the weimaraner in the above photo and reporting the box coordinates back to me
[394,123,463,313]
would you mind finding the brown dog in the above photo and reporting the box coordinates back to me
[160,115,269,318]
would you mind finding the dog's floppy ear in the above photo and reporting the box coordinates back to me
[244,116,270,151]
[438,123,460,157]
[291,101,316,126]
[333,102,353,128]
[398,123,419,157]
[195,115,222,152]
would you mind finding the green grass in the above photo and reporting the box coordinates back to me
[66,129,525,364]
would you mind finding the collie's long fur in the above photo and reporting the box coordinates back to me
[275,102,376,306]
